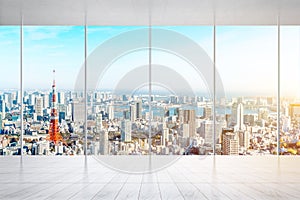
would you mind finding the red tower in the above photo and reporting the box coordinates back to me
[48,69,62,144]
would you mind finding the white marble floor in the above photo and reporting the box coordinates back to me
[0,156,300,199]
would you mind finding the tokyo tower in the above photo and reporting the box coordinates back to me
[48,69,62,144]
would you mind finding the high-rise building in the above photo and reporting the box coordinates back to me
[16,91,21,104]
[258,108,269,121]
[0,100,5,119]
[231,102,238,125]
[170,95,178,104]
[0,113,2,130]
[244,114,256,126]
[58,112,65,123]
[234,103,246,131]
[282,116,291,132]
[203,106,212,119]
[4,93,12,108]
[122,94,128,101]
[35,97,43,118]
[71,100,85,122]
[136,101,142,119]
[121,119,131,142]
[108,104,114,120]
[96,113,103,131]
[99,130,109,155]
[289,104,300,121]
[123,110,130,120]
[267,97,274,105]
[130,104,136,121]
[181,110,196,138]
[182,123,189,138]
[58,92,65,105]
[221,128,238,155]
[162,128,169,147]
[28,93,36,106]
[200,120,225,146]
[238,131,249,149]
[11,92,17,105]
[42,93,50,108]
[200,120,213,145]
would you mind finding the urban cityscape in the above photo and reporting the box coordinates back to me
[1,70,300,156]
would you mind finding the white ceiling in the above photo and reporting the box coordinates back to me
[1,0,300,26]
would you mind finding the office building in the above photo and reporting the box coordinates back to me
[203,106,212,119]
[130,104,136,121]
[121,120,131,142]
[222,128,238,155]
[182,123,189,138]
[136,101,142,119]
[234,103,246,131]
[58,91,65,105]
[180,109,196,138]
[258,108,269,121]
[99,130,109,155]
[0,100,5,119]
[35,96,43,118]
[289,104,300,121]
[108,104,114,120]
[161,128,169,147]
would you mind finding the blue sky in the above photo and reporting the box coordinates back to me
[0,25,299,98]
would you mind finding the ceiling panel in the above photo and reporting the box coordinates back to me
[0,0,300,26]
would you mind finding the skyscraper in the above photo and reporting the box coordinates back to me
[35,96,43,118]
[130,104,136,121]
[0,113,2,130]
[71,99,85,122]
[238,131,249,149]
[0,100,5,120]
[234,103,246,131]
[231,102,238,125]
[58,91,65,105]
[182,110,196,138]
[123,110,130,120]
[203,106,212,119]
[221,128,238,155]
[99,130,109,155]
[108,104,114,120]
[289,103,300,121]
[182,123,189,138]
[121,119,131,142]
[96,113,103,131]
[162,128,169,147]
[136,101,142,119]
[42,93,50,108]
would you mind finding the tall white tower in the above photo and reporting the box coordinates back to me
[121,119,131,142]
[108,104,114,120]
[234,103,246,131]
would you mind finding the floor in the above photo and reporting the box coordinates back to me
[0,156,299,199]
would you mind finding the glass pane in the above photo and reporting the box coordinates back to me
[87,26,151,172]
[152,26,214,156]
[23,26,84,156]
[216,26,277,155]
[280,26,300,155]
[0,26,20,156]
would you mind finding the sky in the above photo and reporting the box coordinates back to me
[0,25,299,98]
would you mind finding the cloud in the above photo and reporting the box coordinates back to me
[23,26,74,41]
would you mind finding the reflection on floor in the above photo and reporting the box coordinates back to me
[0,156,299,199]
